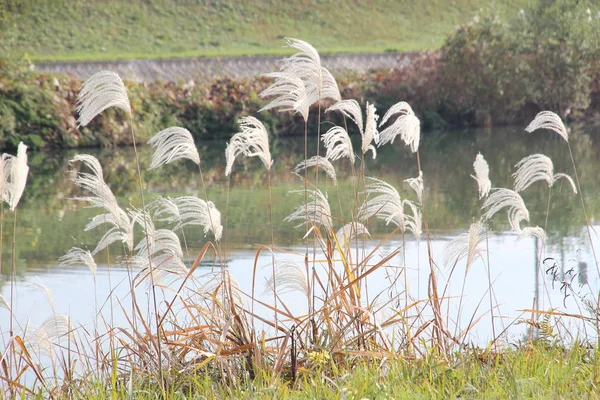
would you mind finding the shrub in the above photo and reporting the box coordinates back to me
[437,0,600,125]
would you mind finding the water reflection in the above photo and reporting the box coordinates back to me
[0,125,599,343]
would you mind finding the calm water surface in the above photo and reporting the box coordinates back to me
[2,126,600,345]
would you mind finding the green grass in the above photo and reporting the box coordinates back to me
[0,0,528,61]
[34,344,598,399]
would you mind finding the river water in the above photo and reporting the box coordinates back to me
[1,125,599,348]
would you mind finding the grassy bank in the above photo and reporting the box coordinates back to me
[70,344,599,399]
[0,0,528,61]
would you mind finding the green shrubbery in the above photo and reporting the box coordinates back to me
[437,0,600,125]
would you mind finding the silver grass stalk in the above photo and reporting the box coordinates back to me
[404,171,424,204]
[358,178,405,227]
[326,100,364,134]
[285,188,332,229]
[70,155,134,254]
[263,260,309,298]
[27,278,55,311]
[403,200,423,240]
[0,154,11,204]
[259,72,309,121]
[326,100,380,159]
[513,154,576,194]
[336,222,370,247]
[471,153,492,199]
[225,116,272,176]
[321,126,354,163]
[170,196,223,241]
[378,101,420,153]
[519,226,547,243]
[58,248,98,281]
[76,70,131,126]
[363,102,380,159]
[27,314,73,358]
[443,222,485,272]
[525,111,569,142]
[85,213,134,255]
[279,38,341,109]
[151,196,182,225]
[148,127,200,169]
[135,228,183,259]
[552,173,577,194]
[131,254,188,288]
[294,156,337,186]
[482,188,530,232]
[4,142,29,211]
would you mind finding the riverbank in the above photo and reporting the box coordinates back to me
[2,50,600,151]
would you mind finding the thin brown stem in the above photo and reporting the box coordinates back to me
[128,116,164,394]
[267,169,278,331]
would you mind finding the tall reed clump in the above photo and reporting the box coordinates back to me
[3,37,600,399]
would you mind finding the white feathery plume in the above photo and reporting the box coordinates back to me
[294,156,338,186]
[279,38,341,110]
[27,314,73,357]
[130,207,183,258]
[403,200,422,240]
[285,188,332,229]
[471,153,491,199]
[322,126,354,163]
[513,154,553,192]
[552,173,577,194]
[336,222,370,247]
[135,229,183,259]
[225,116,272,176]
[170,196,223,241]
[4,142,29,211]
[259,72,309,121]
[0,154,11,204]
[513,154,576,194]
[263,260,309,298]
[404,171,424,204]
[326,100,380,159]
[70,155,133,254]
[225,133,246,177]
[77,70,131,126]
[85,213,134,255]
[358,178,405,227]
[148,127,200,169]
[363,102,379,159]
[27,278,55,311]
[443,222,486,271]
[525,111,569,142]
[0,294,10,311]
[326,100,363,133]
[58,248,98,281]
[131,254,188,288]
[519,226,547,244]
[482,188,530,232]
[151,196,182,225]
[378,101,420,153]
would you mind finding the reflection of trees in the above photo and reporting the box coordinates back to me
[3,125,600,273]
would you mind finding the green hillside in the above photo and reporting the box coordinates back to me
[0,0,528,61]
